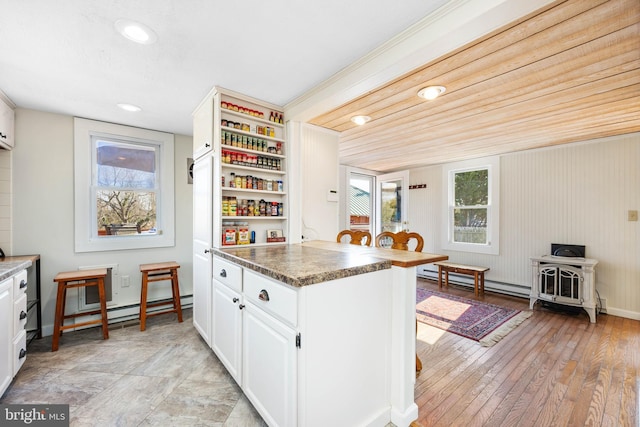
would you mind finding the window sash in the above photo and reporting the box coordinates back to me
[74,117,175,253]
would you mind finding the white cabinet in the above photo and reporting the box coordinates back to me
[212,279,243,383]
[1,269,28,397]
[0,96,14,150]
[193,156,214,345]
[243,300,297,427]
[203,254,396,427]
[192,86,287,248]
[211,256,243,383]
[0,277,12,396]
[192,96,214,160]
[11,271,27,376]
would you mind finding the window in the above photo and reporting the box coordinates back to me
[443,157,499,254]
[74,118,175,252]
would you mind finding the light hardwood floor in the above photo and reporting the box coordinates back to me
[414,279,639,427]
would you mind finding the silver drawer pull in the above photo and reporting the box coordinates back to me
[258,289,270,302]
[219,269,227,278]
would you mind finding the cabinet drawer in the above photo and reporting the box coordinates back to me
[13,292,27,336]
[214,257,242,293]
[13,270,27,299]
[12,329,26,376]
[244,269,297,327]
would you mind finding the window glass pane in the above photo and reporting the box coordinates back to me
[454,169,488,206]
[454,207,487,244]
[381,180,402,233]
[96,140,156,189]
[349,175,372,234]
[97,190,157,236]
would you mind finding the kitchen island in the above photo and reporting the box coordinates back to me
[207,242,447,427]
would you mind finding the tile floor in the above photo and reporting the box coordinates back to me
[0,309,268,426]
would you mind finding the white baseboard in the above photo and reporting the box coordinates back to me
[41,296,193,337]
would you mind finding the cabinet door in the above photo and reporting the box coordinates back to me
[0,98,14,149]
[193,156,213,345]
[193,97,214,160]
[212,280,243,384]
[0,277,13,396]
[243,301,297,427]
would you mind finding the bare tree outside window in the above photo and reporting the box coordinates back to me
[95,140,159,236]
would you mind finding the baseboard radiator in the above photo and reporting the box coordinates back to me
[417,269,530,299]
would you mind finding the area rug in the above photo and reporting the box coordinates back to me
[416,288,532,346]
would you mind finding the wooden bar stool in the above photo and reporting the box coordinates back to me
[139,261,183,331]
[52,268,109,352]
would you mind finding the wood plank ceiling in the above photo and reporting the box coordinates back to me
[309,0,640,172]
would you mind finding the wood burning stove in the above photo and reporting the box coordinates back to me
[530,244,598,323]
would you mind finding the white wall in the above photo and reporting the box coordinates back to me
[298,123,340,242]
[12,108,193,335]
[407,132,640,319]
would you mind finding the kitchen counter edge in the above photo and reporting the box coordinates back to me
[212,245,391,287]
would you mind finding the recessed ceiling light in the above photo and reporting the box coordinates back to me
[115,19,157,45]
[417,86,446,100]
[351,115,371,126]
[117,103,142,112]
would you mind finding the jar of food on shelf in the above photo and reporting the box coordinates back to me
[276,142,283,155]
[259,199,266,216]
[235,174,242,188]
[247,199,255,216]
[221,197,229,216]
[271,201,278,216]
[278,202,284,216]
[277,180,283,192]
[229,173,235,188]
[222,222,237,246]
[237,222,250,245]
[221,101,228,109]
[228,197,237,216]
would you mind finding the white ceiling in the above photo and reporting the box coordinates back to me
[0,0,452,136]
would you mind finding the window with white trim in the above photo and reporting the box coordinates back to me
[74,118,175,252]
[442,157,499,255]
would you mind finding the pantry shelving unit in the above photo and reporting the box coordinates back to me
[193,86,288,248]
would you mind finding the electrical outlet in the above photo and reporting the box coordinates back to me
[628,210,638,221]
[121,275,130,288]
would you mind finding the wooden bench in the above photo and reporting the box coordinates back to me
[434,261,490,297]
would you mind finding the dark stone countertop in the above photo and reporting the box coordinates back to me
[213,244,391,287]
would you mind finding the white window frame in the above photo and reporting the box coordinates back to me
[442,156,499,255]
[74,118,175,252]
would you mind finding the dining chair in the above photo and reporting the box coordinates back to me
[375,230,425,375]
[374,231,424,252]
[336,229,372,246]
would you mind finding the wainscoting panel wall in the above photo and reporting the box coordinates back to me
[408,132,640,319]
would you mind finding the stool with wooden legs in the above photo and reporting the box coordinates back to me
[139,261,183,331]
[52,268,109,352]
